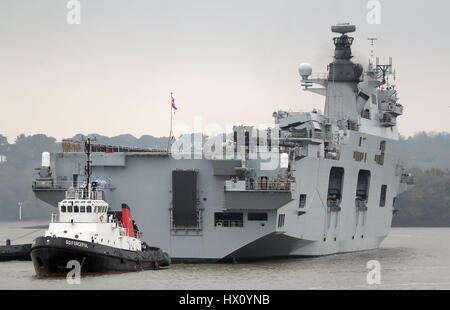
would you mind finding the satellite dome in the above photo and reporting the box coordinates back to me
[41,152,50,167]
[298,63,312,80]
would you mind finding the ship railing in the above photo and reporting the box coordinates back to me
[247,180,294,191]
[308,73,328,80]
[32,180,81,190]
[169,208,204,232]
[379,113,397,127]
[400,174,416,185]
[379,102,403,115]
[65,189,104,200]
[327,199,341,211]
[347,120,360,131]
[62,139,167,153]
[225,180,295,191]
[355,199,368,211]
[215,220,243,228]
[33,179,113,190]
[290,131,332,141]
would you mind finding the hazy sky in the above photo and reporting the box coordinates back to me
[0,0,449,142]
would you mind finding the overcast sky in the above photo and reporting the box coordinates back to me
[0,0,449,142]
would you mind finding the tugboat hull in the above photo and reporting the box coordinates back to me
[31,236,170,277]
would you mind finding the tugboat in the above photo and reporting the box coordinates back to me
[30,138,170,277]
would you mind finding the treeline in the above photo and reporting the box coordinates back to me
[0,132,449,225]
[392,168,450,227]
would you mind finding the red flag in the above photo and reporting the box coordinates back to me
[171,96,177,110]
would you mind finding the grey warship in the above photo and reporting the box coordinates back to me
[32,23,413,262]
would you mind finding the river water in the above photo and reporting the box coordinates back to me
[1,221,449,290]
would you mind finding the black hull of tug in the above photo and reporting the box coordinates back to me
[31,236,170,277]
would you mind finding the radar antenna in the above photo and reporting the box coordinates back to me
[80,135,96,199]
[377,64,392,86]
[84,137,92,199]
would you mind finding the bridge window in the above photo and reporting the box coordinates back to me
[86,205,92,213]
[379,185,387,207]
[74,206,79,213]
[61,205,66,213]
[67,205,73,212]
[80,206,85,213]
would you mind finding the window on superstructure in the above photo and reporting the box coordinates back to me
[248,213,268,221]
[361,109,371,120]
[356,170,371,201]
[327,167,344,201]
[299,194,307,208]
[80,206,85,213]
[379,185,387,207]
[67,205,73,212]
[61,205,66,212]
[214,212,243,227]
[86,206,92,213]
[74,206,79,213]
[277,214,285,228]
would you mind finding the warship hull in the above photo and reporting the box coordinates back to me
[32,133,399,262]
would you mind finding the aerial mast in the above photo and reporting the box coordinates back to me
[84,137,92,199]
[368,37,377,70]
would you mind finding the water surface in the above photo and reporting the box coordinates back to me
[1,221,449,289]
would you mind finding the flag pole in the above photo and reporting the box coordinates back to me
[167,92,173,153]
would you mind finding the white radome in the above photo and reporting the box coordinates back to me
[298,63,312,80]
[41,152,50,167]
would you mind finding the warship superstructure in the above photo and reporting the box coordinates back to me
[32,24,413,262]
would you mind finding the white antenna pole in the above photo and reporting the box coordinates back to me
[167,92,174,153]
[18,202,23,221]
